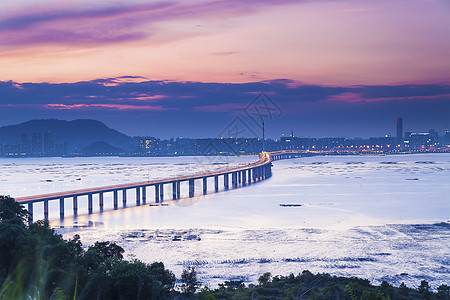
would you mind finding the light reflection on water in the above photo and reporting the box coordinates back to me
[2,153,450,288]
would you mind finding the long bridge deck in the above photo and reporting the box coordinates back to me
[15,150,308,223]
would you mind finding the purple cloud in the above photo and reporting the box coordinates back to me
[0,0,302,47]
[0,77,448,139]
[0,2,174,30]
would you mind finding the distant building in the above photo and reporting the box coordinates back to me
[443,129,450,146]
[135,136,161,155]
[20,133,30,155]
[31,133,43,156]
[404,130,438,149]
[44,132,54,156]
[396,117,403,141]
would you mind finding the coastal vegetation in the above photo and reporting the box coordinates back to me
[1,195,448,299]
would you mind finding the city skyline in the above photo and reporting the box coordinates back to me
[1,118,448,158]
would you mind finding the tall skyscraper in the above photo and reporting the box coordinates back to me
[396,117,403,141]
[31,133,43,156]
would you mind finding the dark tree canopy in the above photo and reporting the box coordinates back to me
[0,196,175,299]
[0,195,30,223]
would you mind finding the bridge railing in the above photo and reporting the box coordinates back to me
[15,151,304,223]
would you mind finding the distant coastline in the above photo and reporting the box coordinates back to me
[1,119,449,158]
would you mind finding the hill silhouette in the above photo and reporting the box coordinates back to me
[0,119,132,149]
[82,141,124,156]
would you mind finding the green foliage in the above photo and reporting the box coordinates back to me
[437,284,450,299]
[87,241,124,260]
[0,195,30,224]
[418,280,433,300]
[0,197,175,300]
[202,272,443,300]
[197,287,216,300]
[180,267,201,296]
[218,280,244,290]
[258,272,272,286]
[419,280,431,292]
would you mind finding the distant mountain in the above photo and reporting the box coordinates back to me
[82,141,124,156]
[0,119,132,150]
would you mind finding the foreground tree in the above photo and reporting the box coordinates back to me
[0,196,175,300]
[437,284,450,299]
[0,195,30,223]
[180,267,201,297]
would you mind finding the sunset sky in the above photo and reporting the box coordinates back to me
[1,0,449,138]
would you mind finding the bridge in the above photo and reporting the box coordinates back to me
[16,151,309,224]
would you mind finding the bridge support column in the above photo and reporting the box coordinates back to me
[172,182,177,200]
[155,185,160,203]
[142,186,147,205]
[203,177,207,195]
[59,198,64,219]
[28,203,33,224]
[99,192,104,212]
[113,190,118,210]
[189,179,195,198]
[232,172,237,188]
[176,181,181,199]
[247,169,251,185]
[123,189,127,207]
[73,196,78,216]
[242,170,247,186]
[44,200,49,220]
[214,175,219,192]
[136,187,141,206]
[224,173,229,190]
[88,193,93,214]
[160,184,164,202]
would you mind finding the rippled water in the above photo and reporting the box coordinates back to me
[1,153,449,289]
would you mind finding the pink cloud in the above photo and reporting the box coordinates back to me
[44,103,164,111]
[327,92,450,103]
[134,95,167,101]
